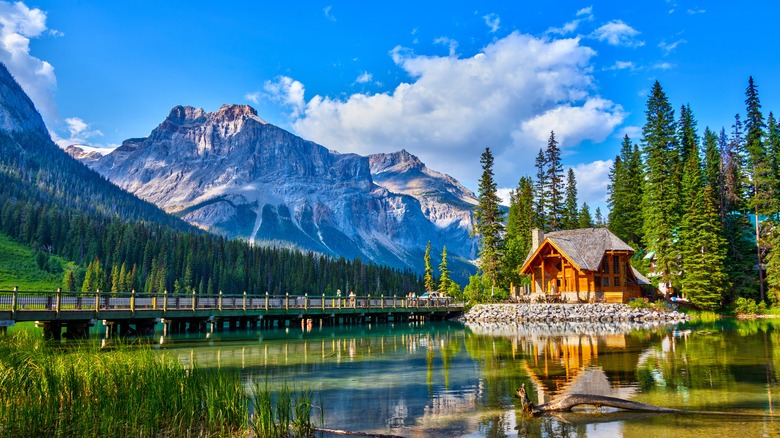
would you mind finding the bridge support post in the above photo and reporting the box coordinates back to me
[42,321,62,340]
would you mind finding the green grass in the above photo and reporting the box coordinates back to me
[0,328,320,437]
[0,232,70,291]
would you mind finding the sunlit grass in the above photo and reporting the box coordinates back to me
[0,329,320,436]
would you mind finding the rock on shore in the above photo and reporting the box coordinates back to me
[463,303,689,323]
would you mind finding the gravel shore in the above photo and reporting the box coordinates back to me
[463,303,690,323]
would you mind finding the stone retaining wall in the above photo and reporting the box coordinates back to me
[463,303,689,323]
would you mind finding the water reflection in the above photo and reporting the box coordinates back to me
[152,319,780,437]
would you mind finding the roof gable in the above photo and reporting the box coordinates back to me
[521,228,635,273]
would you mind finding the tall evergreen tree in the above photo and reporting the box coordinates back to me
[702,127,724,214]
[562,169,578,230]
[545,131,564,230]
[473,147,505,286]
[533,149,547,230]
[502,176,534,288]
[62,269,76,292]
[608,135,644,246]
[678,104,700,169]
[767,112,780,196]
[578,202,593,228]
[641,81,680,293]
[423,241,435,292]
[679,140,728,310]
[437,246,451,293]
[744,77,774,301]
[595,207,604,227]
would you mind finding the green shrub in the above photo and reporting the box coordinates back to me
[734,297,767,316]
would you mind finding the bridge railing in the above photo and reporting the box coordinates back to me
[0,289,461,317]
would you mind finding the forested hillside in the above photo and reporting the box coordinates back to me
[497,77,780,311]
[0,62,423,295]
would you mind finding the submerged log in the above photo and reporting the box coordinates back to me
[517,383,682,416]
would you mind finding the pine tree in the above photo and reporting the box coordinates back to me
[678,104,700,169]
[545,131,564,230]
[744,77,774,301]
[423,241,435,292]
[502,176,534,288]
[702,127,724,213]
[578,202,593,228]
[533,149,547,230]
[679,141,728,310]
[473,147,505,286]
[641,81,680,293]
[110,264,120,292]
[767,112,780,195]
[437,246,451,293]
[62,269,76,292]
[608,135,644,246]
[595,207,604,227]
[563,169,578,229]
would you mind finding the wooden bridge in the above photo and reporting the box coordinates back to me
[0,288,464,339]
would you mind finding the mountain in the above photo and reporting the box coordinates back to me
[75,104,478,280]
[64,145,106,164]
[0,63,190,231]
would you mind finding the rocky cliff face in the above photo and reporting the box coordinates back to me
[79,104,477,278]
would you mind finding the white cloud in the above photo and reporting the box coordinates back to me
[658,38,686,55]
[496,188,512,207]
[617,125,642,140]
[604,60,638,71]
[546,7,593,36]
[433,36,458,57]
[323,5,336,22]
[355,71,372,84]
[546,19,581,36]
[687,8,705,14]
[653,62,673,70]
[511,98,625,150]
[284,31,625,189]
[262,75,306,118]
[483,13,500,33]
[51,117,106,148]
[571,159,613,208]
[591,20,644,47]
[244,91,261,104]
[576,6,593,17]
[0,1,58,124]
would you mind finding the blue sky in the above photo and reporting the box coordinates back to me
[2,1,779,212]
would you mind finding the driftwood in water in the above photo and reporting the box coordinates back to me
[314,427,405,438]
[516,384,683,416]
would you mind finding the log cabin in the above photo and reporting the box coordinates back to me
[519,228,649,303]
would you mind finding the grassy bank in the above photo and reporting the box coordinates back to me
[0,330,318,436]
[0,232,70,291]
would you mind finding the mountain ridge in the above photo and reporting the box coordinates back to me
[73,103,478,280]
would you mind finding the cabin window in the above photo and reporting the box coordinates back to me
[602,257,609,274]
[603,277,610,287]
[594,276,601,288]
[615,277,620,287]
[613,256,620,275]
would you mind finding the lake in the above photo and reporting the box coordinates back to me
[152,318,780,437]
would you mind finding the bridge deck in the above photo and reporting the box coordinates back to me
[0,289,464,323]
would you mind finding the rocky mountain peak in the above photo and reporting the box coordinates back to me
[166,106,208,125]
[215,104,262,121]
[0,63,48,135]
[369,149,424,174]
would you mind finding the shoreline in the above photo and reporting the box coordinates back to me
[463,303,689,323]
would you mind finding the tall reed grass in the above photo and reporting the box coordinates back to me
[0,330,320,437]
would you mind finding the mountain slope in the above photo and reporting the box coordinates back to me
[0,63,191,231]
[79,104,477,278]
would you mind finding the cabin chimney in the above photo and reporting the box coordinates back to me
[531,228,544,252]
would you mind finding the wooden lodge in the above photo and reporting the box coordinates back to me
[519,228,649,303]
